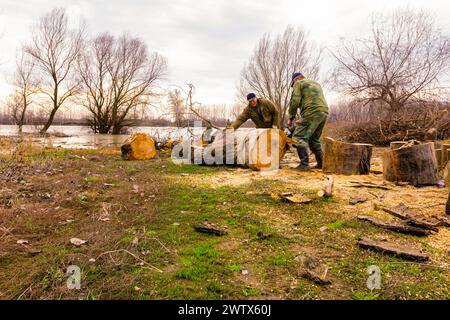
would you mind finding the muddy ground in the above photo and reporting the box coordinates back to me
[0,137,448,300]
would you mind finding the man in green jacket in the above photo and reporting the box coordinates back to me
[231,93,279,129]
[287,72,328,170]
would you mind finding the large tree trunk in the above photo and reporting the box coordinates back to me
[192,129,290,171]
[382,142,439,186]
[322,137,373,175]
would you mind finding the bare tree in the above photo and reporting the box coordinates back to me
[78,33,167,134]
[239,25,322,127]
[6,51,37,133]
[167,88,186,127]
[331,8,450,116]
[24,8,84,134]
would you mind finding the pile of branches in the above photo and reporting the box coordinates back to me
[336,104,450,146]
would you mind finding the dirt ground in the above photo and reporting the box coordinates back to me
[0,137,448,300]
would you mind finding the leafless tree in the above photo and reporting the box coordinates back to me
[24,8,84,134]
[78,33,167,134]
[331,8,450,117]
[6,51,37,133]
[167,88,186,127]
[239,25,322,127]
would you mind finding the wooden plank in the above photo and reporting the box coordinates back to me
[357,216,432,236]
[357,237,430,262]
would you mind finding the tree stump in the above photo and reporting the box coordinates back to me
[441,144,450,165]
[322,137,373,175]
[382,142,438,186]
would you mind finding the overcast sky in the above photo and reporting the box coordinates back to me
[0,0,449,106]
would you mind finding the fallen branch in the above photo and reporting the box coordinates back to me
[345,181,393,190]
[95,249,163,273]
[357,237,430,262]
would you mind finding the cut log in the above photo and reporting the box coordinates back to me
[357,216,432,236]
[190,129,290,171]
[318,175,334,198]
[121,134,157,160]
[323,137,373,175]
[375,204,440,232]
[382,142,439,186]
[357,237,430,262]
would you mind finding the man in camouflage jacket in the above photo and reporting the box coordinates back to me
[287,72,328,170]
[231,93,279,129]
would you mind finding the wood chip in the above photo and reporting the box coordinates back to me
[349,196,368,205]
[281,193,312,204]
[300,269,331,285]
[70,238,87,246]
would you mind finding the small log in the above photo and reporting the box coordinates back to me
[357,216,431,236]
[318,175,334,198]
[375,204,440,231]
[357,237,430,262]
[193,221,227,236]
[382,142,439,186]
[323,137,373,175]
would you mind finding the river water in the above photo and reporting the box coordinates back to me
[0,125,195,149]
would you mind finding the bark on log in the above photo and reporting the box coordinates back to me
[323,137,373,175]
[375,204,440,231]
[357,216,432,236]
[191,129,290,171]
[382,142,439,186]
[193,221,227,236]
[357,237,430,262]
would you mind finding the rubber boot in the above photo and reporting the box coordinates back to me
[294,147,311,171]
[312,149,323,169]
